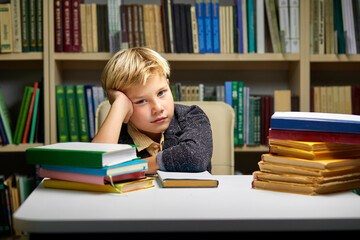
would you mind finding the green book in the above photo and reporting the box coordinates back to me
[65,85,80,142]
[20,0,30,52]
[26,142,138,168]
[14,87,30,143]
[16,86,33,144]
[29,88,40,143]
[75,85,90,142]
[0,88,13,144]
[56,85,69,142]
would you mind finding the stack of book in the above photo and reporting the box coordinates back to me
[26,142,154,194]
[252,111,360,195]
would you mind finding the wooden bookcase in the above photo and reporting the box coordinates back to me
[1,0,360,173]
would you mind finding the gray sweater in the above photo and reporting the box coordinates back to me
[118,104,213,172]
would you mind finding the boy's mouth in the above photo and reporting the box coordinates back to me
[151,117,167,123]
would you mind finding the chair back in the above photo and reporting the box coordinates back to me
[95,101,234,175]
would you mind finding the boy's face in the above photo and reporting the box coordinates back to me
[124,71,174,141]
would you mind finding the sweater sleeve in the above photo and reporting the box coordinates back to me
[160,105,213,172]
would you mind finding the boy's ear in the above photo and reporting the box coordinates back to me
[166,78,169,85]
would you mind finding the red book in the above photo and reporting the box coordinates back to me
[71,0,82,52]
[62,0,73,52]
[22,82,39,143]
[54,0,63,51]
[269,128,360,145]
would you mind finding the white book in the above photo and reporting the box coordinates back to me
[289,0,299,53]
[278,0,291,53]
[257,0,265,53]
[11,0,22,52]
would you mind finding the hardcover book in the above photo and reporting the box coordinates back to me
[26,142,138,168]
[270,111,360,134]
[42,177,155,194]
[157,170,218,188]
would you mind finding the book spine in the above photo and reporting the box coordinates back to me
[75,85,90,142]
[54,0,63,52]
[256,0,265,53]
[237,0,243,53]
[28,0,36,51]
[190,5,199,53]
[204,0,213,53]
[0,4,13,53]
[196,0,206,53]
[0,89,13,144]
[212,0,220,53]
[289,0,299,53]
[20,0,30,52]
[84,86,95,141]
[232,81,239,145]
[278,0,291,53]
[11,0,22,53]
[56,85,69,142]
[65,85,80,142]
[29,88,40,143]
[36,0,43,51]
[71,0,81,52]
[237,81,244,145]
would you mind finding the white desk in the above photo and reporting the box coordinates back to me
[13,175,360,234]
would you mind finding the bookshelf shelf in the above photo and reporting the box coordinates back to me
[0,53,43,61]
[0,143,43,153]
[311,54,360,62]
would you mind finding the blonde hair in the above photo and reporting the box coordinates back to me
[101,47,170,91]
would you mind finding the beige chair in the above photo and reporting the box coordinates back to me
[95,100,235,175]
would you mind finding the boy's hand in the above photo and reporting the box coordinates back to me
[107,89,133,123]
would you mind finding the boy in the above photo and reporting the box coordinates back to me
[92,47,213,174]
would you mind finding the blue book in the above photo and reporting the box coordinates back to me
[224,81,233,106]
[271,112,360,134]
[41,159,147,177]
[196,0,206,53]
[237,0,244,53]
[247,0,255,53]
[211,0,220,53]
[84,85,95,141]
[204,0,213,53]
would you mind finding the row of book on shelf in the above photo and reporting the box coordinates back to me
[310,85,360,115]
[252,111,360,195]
[56,84,106,143]
[55,0,299,54]
[0,82,43,146]
[311,0,360,55]
[0,174,34,236]
[0,0,43,53]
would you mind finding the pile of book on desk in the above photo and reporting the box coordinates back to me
[26,142,154,194]
[252,111,360,195]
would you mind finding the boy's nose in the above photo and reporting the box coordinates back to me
[151,100,164,114]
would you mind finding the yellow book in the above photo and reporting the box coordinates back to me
[43,177,155,194]
[269,139,360,151]
[262,153,360,170]
[269,144,360,160]
[258,160,360,177]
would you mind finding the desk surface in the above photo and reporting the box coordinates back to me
[13,175,360,233]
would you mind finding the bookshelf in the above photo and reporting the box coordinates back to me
[1,0,360,166]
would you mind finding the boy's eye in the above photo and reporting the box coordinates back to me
[135,99,146,104]
[158,90,165,96]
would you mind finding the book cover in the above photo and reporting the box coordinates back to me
[265,0,281,53]
[39,168,146,185]
[13,86,32,144]
[261,153,360,170]
[157,170,218,188]
[75,85,89,142]
[26,142,138,168]
[270,111,360,134]
[269,144,360,160]
[42,177,155,194]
